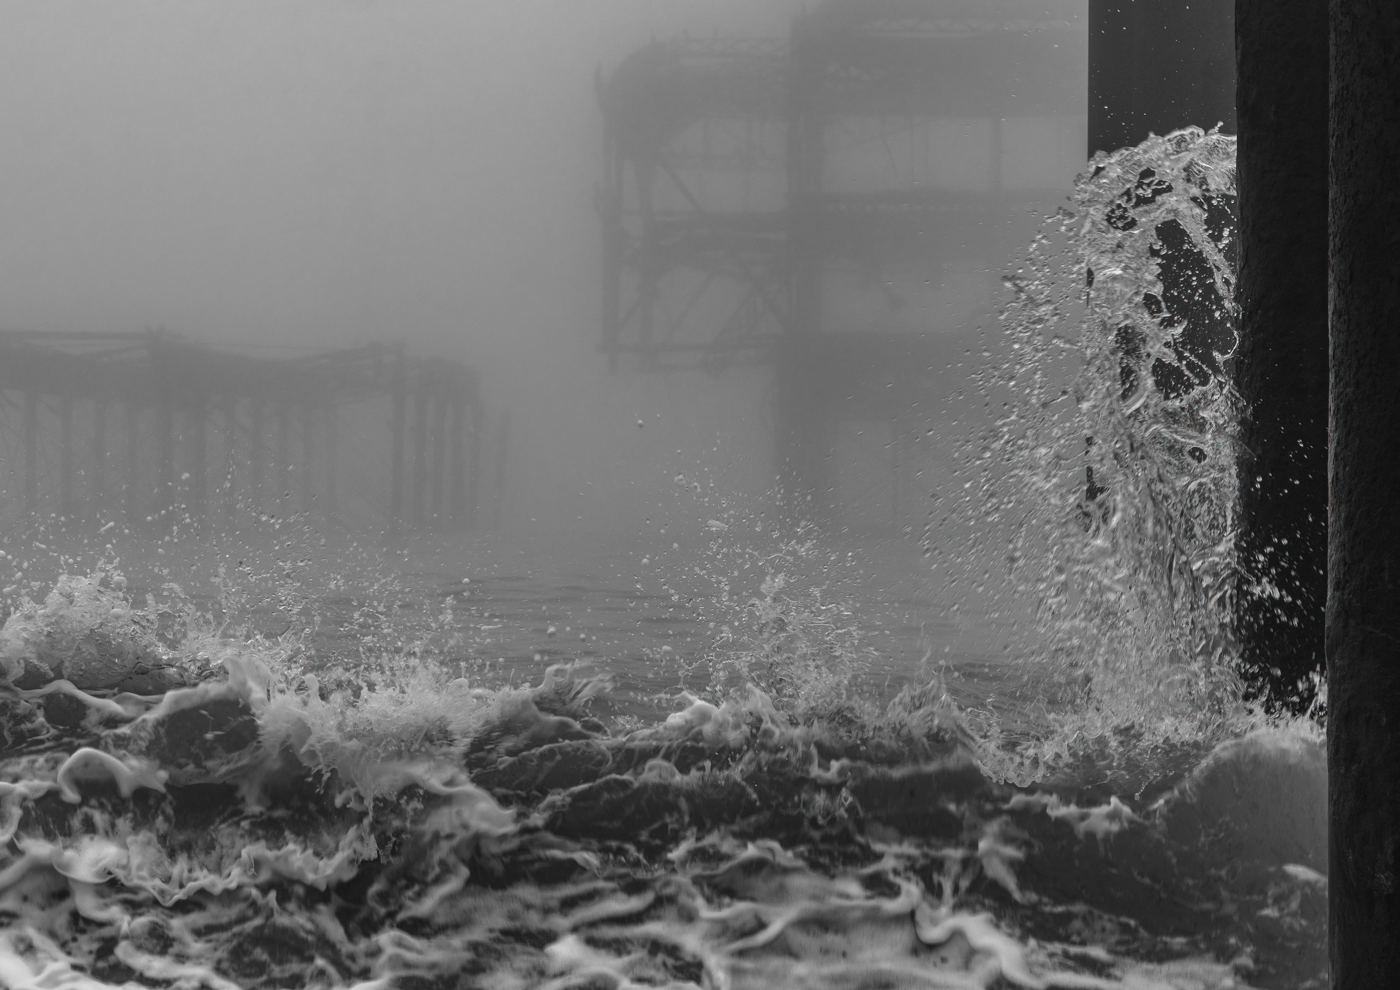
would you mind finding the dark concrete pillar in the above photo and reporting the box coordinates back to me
[1233,0,1330,713]
[1327,1,1400,982]
[1088,0,1236,155]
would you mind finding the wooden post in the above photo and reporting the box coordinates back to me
[59,395,73,519]
[412,386,429,530]
[1327,0,1400,981]
[24,392,38,514]
[389,346,407,535]
[91,400,106,513]
[1234,0,1330,713]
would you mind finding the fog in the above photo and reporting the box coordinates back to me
[0,0,1086,537]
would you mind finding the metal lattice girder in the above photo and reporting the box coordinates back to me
[600,0,1086,372]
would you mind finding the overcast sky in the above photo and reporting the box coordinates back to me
[0,2,802,354]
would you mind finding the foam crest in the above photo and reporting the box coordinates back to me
[0,571,183,692]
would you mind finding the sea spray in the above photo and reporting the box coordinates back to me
[933,128,1260,784]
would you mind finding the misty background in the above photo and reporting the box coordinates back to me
[0,0,1086,538]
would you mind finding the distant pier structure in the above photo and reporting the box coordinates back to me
[598,0,1085,528]
[0,331,498,535]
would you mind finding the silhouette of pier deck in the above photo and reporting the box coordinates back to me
[0,331,491,534]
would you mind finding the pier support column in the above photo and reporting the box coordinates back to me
[1327,0,1400,982]
[1234,0,1330,713]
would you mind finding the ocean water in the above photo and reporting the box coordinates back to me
[0,131,1327,990]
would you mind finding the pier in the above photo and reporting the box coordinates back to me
[0,331,496,534]
[598,0,1086,527]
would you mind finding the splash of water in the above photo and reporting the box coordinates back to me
[932,128,1264,784]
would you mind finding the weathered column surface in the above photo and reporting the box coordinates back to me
[1327,0,1400,983]
[1234,0,1329,713]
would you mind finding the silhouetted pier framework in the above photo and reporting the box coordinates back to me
[0,331,487,534]
[599,0,1085,524]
